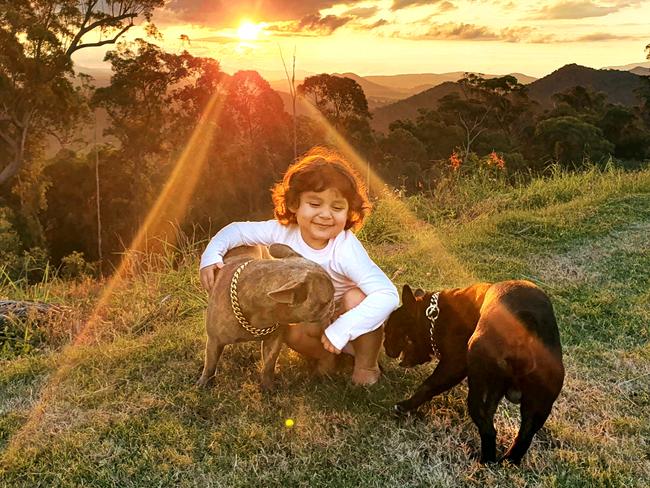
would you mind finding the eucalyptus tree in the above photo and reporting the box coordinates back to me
[298,74,372,151]
[0,0,163,188]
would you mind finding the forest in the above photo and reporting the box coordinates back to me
[1,1,649,279]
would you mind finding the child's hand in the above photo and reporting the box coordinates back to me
[321,334,341,354]
[200,263,223,291]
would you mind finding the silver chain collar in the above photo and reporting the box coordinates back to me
[424,292,441,358]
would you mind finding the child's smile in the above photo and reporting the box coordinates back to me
[292,188,349,249]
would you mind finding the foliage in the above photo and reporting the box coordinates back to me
[298,74,373,150]
[59,251,94,280]
[0,0,164,187]
[534,116,615,167]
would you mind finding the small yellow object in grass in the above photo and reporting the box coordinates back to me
[284,418,295,428]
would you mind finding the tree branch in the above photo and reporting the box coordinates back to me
[66,12,136,56]
[67,24,134,55]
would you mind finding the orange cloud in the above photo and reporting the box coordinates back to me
[161,0,363,27]
[268,13,353,36]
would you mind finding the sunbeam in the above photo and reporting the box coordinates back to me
[1,91,227,455]
[298,98,476,284]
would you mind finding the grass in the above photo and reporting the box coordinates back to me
[1,165,649,487]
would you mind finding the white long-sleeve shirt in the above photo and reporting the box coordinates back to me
[200,220,399,350]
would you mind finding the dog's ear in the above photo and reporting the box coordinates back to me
[267,279,307,304]
[402,284,417,309]
[414,288,425,298]
[269,243,302,259]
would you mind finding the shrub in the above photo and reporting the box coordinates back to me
[60,251,95,280]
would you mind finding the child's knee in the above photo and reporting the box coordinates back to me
[342,287,366,312]
[286,323,322,343]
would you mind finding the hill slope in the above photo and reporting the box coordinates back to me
[1,166,649,486]
[370,64,648,132]
[370,81,462,132]
[527,63,646,108]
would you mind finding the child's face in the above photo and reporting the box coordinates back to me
[291,187,349,249]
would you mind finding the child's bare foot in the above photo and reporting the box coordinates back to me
[351,366,381,386]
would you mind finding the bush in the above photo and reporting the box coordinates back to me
[59,251,95,280]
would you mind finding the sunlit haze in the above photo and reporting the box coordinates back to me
[72,0,650,78]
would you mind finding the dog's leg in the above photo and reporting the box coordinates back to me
[395,359,467,414]
[501,397,553,465]
[197,336,225,387]
[260,332,284,391]
[466,372,504,464]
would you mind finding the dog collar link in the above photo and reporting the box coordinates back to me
[230,261,280,337]
[425,292,441,358]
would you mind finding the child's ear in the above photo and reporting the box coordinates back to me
[402,284,416,310]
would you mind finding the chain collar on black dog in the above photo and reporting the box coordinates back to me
[425,292,441,358]
[230,261,280,337]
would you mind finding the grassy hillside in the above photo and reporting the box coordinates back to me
[1,166,649,487]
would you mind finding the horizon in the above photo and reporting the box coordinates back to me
[70,1,650,80]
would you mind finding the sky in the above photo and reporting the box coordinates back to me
[72,0,650,79]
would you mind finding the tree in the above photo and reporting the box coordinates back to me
[549,86,607,124]
[437,74,532,165]
[89,41,224,261]
[534,116,614,167]
[218,70,291,213]
[378,128,427,191]
[298,74,373,152]
[0,0,163,188]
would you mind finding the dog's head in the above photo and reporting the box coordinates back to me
[239,244,335,325]
[384,284,434,367]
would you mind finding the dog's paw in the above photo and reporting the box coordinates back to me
[196,376,213,388]
[393,402,413,417]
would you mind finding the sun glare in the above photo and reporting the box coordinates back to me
[237,20,262,41]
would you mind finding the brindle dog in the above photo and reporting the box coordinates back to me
[197,244,335,390]
[385,280,564,465]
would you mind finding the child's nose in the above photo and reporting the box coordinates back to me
[319,207,333,218]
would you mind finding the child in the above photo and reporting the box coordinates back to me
[199,147,399,385]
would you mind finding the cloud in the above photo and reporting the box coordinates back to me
[574,32,639,41]
[268,13,353,36]
[358,18,390,30]
[161,0,363,27]
[400,22,561,43]
[416,22,499,40]
[437,1,457,13]
[531,1,620,20]
[391,0,445,10]
[345,6,380,18]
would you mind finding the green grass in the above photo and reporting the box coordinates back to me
[1,165,649,487]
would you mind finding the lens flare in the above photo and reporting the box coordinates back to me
[237,21,262,41]
[3,90,227,454]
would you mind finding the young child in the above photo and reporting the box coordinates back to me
[199,147,399,385]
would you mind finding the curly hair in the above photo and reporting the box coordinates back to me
[272,146,371,230]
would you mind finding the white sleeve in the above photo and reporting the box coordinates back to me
[199,220,286,269]
[323,235,400,351]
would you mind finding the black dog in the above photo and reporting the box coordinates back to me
[385,280,564,464]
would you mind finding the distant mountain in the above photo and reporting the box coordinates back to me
[332,72,406,100]
[527,63,646,108]
[370,81,462,133]
[364,71,537,95]
[369,63,647,133]
[604,61,650,71]
[630,66,650,77]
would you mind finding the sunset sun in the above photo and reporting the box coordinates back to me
[237,20,262,41]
